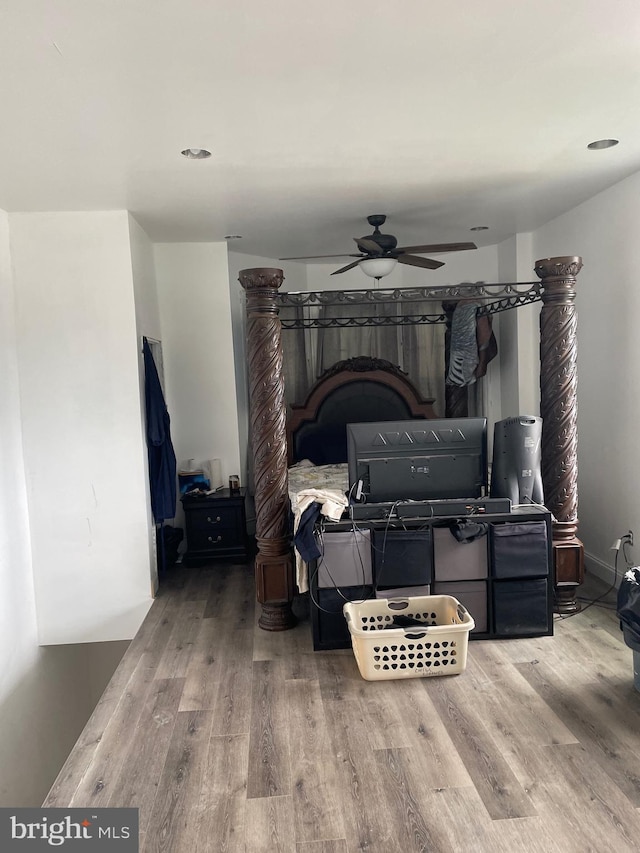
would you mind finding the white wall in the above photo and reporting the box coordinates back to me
[10,211,153,645]
[129,215,162,593]
[154,243,241,505]
[532,170,640,583]
[0,210,129,806]
[496,233,540,419]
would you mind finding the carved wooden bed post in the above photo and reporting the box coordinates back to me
[535,256,584,614]
[239,268,296,631]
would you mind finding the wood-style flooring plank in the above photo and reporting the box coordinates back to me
[371,747,453,852]
[366,676,472,788]
[339,664,474,789]
[295,842,348,853]
[43,593,178,807]
[435,786,563,853]
[523,742,640,853]
[193,733,249,853]
[183,566,215,601]
[555,618,633,679]
[203,562,255,622]
[465,643,579,746]
[142,710,213,853]
[68,655,160,807]
[424,671,538,820]
[285,678,346,844]
[178,615,224,712]
[154,599,207,680]
[318,656,410,852]
[210,625,254,737]
[516,659,640,805]
[244,795,296,853]
[105,677,184,832]
[253,616,315,671]
[246,660,291,799]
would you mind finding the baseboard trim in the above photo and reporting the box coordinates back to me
[584,549,625,588]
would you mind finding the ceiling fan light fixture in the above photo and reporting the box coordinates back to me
[180,147,212,160]
[587,139,619,150]
[359,257,398,279]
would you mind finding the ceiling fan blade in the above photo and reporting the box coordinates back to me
[331,259,363,275]
[395,242,477,255]
[354,236,382,254]
[279,253,363,260]
[397,254,445,270]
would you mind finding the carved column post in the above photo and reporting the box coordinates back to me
[239,268,296,631]
[442,300,469,418]
[535,256,584,614]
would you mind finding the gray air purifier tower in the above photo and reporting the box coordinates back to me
[490,416,544,506]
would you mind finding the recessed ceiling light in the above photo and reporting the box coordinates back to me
[180,148,212,160]
[224,235,242,240]
[470,225,489,231]
[587,139,619,150]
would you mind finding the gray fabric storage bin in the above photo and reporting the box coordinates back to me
[432,580,488,633]
[375,585,431,599]
[433,526,488,581]
[316,530,372,589]
[490,521,549,578]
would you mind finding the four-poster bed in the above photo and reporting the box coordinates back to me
[239,256,583,631]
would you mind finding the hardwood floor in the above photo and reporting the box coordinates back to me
[43,564,640,852]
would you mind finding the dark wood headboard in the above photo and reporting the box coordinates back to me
[287,356,437,466]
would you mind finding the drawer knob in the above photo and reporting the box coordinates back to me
[208,535,222,543]
[207,516,222,524]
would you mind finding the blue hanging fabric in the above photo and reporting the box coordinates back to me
[142,338,177,523]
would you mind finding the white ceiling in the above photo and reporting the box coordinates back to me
[2,1,640,262]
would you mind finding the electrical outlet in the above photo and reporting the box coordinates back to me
[628,530,634,547]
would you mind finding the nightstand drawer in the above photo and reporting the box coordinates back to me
[187,505,242,535]
[186,522,243,551]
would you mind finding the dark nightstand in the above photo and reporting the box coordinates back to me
[181,488,248,565]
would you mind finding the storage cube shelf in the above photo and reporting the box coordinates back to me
[309,507,553,650]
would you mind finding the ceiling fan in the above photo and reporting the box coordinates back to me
[280,214,477,278]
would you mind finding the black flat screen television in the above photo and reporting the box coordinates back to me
[347,417,487,503]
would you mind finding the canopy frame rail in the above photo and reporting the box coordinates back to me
[277,281,542,328]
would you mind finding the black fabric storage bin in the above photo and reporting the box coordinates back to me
[492,578,549,635]
[372,529,432,588]
[312,585,373,650]
[490,521,548,578]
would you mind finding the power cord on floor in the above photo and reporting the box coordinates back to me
[555,533,633,620]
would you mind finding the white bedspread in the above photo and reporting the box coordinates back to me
[287,459,349,504]
[288,460,349,592]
